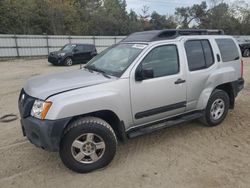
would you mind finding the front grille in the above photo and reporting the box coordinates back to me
[18,89,35,118]
[48,55,59,63]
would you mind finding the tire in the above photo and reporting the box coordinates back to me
[64,57,73,66]
[59,117,117,173]
[201,89,230,127]
[243,49,250,57]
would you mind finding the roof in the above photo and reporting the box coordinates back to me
[122,29,225,42]
[69,43,95,46]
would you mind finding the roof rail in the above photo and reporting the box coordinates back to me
[122,29,225,42]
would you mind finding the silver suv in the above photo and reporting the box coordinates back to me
[18,29,244,173]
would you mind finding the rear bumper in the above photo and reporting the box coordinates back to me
[20,116,71,151]
[235,78,244,95]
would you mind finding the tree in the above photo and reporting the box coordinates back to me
[175,1,207,28]
[139,5,151,30]
[150,12,177,30]
[0,0,250,35]
[128,9,142,33]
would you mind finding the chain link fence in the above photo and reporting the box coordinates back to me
[0,34,249,58]
[0,34,126,58]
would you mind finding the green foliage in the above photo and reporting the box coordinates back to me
[175,1,250,35]
[150,11,177,30]
[0,0,249,35]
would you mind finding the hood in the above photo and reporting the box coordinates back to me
[24,69,113,100]
[50,50,68,56]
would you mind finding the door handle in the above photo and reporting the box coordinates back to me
[175,78,186,84]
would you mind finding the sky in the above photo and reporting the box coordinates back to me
[126,0,205,15]
[125,0,249,15]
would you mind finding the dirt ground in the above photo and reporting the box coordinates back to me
[0,58,250,188]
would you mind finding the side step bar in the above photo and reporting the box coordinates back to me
[127,111,203,138]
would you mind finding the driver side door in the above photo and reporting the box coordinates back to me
[130,44,187,125]
[72,45,84,63]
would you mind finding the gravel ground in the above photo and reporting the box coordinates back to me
[0,58,250,188]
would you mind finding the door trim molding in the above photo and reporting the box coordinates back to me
[135,101,186,119]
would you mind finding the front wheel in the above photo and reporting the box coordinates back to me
[201,89,230,127]
[64,57,73,66]
[59,117,117,173]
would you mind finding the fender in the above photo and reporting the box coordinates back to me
[196,66,238,110]
[45,79,133,128]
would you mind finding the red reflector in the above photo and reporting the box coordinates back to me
[241,59,244,78]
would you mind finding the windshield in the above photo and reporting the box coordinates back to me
[236,38,250,43]
[61,44,76,51]
[236,38,245,42]
[85,43,147,77]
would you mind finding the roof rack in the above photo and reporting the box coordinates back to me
[122,29,224,42]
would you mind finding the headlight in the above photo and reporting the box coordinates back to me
[58,53,66,57]
[31,100,52,120]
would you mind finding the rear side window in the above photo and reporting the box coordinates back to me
[201,40,214,67]
[75,45,94,52]
[185,40,214,71]
[83,45,94,52]
[75,45,84,52]
[215,39,239,62]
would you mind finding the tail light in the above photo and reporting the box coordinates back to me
[241,59,244,78]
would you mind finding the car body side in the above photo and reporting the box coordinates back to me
[43,35,242,132]
[237,39,250,57]
[48,44,97,65]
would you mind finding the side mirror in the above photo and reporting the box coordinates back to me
[73,49,79,53]
[135,67,154,81]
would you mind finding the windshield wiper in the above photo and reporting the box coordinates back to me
[85,65,111,78]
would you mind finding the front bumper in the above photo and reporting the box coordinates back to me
[18,89,71,151]
[20,116,71,151]
[48,56,64,65]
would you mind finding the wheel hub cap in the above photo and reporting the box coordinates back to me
[82,142,96,155]
[71,133,106,164]
[210,99,225,121]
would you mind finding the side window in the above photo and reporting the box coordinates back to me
[83,45,93,52]
[185,40,214,71]
[201,40,214,67]
[215,38,239,62]
[74,45,83,52]
[141,45,179,78]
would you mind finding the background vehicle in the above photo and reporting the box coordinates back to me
[235,37,250,57]
[19,29,244,173]
[48,43,97,66]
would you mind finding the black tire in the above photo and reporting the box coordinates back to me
[243,49,250,57]
[59,117,117,173]
[64,57,73,66]
[201,89,230,127]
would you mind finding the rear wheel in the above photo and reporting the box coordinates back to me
[59,117,117,173]
[243,49,250,57]
[201,89,230,127]
[64,57,73,66]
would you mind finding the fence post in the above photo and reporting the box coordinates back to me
[93,36,96,45]
[114,36,117,44]
[45,35,49,55]
[68,36,71,43]
[14,35,19,57]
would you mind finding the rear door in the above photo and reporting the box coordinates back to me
[82,45,95,62]
[184,39,217,111]
[130,43,187,125]
[73,45,85,63]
